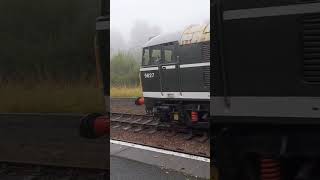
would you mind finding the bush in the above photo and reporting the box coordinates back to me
[111,52,140,87]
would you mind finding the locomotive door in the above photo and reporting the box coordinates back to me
[159,43,180,95]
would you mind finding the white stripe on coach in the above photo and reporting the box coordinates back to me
[140,62,210,72]
[143,92,210,99]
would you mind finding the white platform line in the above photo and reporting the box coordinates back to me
[110,139,210,163]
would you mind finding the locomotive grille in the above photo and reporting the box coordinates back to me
[303,14,320,83]
[203,66,210,88]
[201,42,210,62]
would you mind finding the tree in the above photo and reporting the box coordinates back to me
[110,52,140,87]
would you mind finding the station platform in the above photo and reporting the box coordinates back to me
[110,140,210,180]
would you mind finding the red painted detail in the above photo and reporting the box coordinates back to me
[191,111,198,123]
[93,116,109,136]
[135,97,145,105]
[261,157,281,180]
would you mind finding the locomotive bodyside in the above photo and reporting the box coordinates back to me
[211,0,320,179]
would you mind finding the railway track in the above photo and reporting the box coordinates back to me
[110,112,209,143]
[111,113,168,133]
[0,162,108,180]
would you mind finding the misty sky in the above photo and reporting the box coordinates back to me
[111,0,210,43]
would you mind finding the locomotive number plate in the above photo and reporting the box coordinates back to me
[144,72,154,79]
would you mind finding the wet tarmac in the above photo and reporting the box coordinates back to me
[110,140,210,180]
[110,156,205,180]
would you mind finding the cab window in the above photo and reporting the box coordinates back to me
[150,47,162,65]
[142,48,150,66]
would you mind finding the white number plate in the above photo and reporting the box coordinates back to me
[144,73,154,79]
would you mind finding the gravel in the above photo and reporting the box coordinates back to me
[111,98,145,115]
[111,128,209,157]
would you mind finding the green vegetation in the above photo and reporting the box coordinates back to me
[111,52,141,87]
[110,86,142,98]
[110,50,143,97]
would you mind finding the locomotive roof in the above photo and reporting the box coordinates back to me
[142,23,210,48]
[142,31,182,48]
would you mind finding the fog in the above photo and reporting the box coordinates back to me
[110,0,210,54]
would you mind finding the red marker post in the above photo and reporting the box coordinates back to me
[79,113,110,139]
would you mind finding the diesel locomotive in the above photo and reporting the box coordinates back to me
[138,24,210,128]
[212,0,320,179]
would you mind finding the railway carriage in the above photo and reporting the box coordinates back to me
[139,24,210,128]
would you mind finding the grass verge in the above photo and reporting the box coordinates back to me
[110,86,142,98]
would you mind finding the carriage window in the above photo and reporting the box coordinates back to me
[164,50,173,63]
[142,48,150,66]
